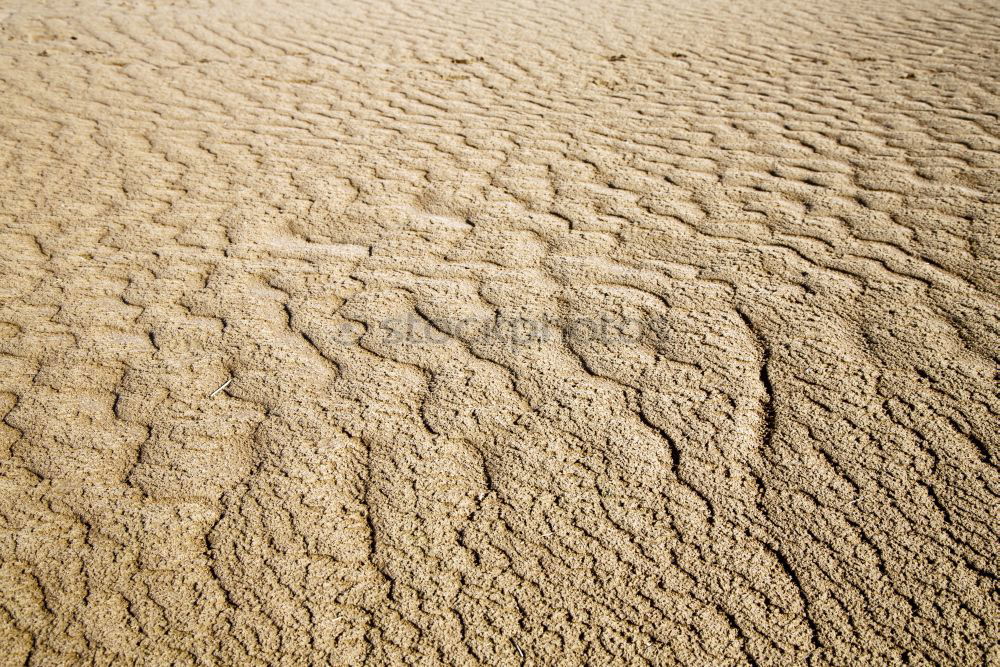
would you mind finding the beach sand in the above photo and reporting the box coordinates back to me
[0,0,997,663]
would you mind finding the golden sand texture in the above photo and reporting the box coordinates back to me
[1,0,998,663]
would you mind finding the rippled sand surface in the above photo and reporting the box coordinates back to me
[1,0,997,663]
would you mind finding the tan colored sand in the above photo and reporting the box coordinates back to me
[0,0,998,663]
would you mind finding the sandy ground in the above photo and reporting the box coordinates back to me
[0,0,998,663]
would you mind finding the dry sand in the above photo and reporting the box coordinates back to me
[0,0,998,664]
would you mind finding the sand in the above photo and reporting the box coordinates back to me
[0,0,997,663]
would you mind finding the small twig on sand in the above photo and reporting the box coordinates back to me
[209,378,232,398]
[511,639,525,661]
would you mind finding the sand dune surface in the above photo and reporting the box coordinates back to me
[0,0,998,663]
